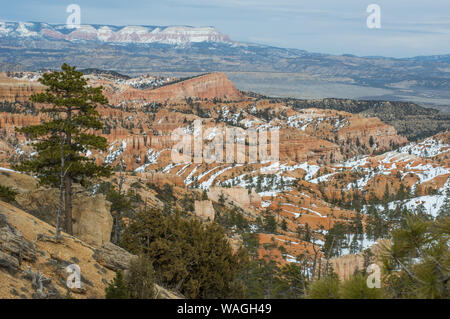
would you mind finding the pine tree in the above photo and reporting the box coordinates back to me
[307,273,340,299]
[105,271,130,299]
[121,209,246,298]
[381,214,449,298]
[14,64,111,235]
[126,255,156,299]
[0,185,17,203]
[281,219,288,231]
[303,223,311,242]
[438,188,450,219]
[263,211,277,233]
[339,273,383,299]
[280,263,306,298]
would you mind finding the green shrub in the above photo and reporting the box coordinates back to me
[339,273,383,299]
[126,256,156,299]
[0,185,17,203]
[307,274,340,299]
[105,271,130,299]
[121,209,246,298]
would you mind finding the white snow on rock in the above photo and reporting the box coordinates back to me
[399,137,449,158]
[105,140,127,164]
[184,164,201,186]
[199,165,242,190]
[403,163,450,184]
[260,162,319,181]
[309,172,338,184]
[134,148,164,172]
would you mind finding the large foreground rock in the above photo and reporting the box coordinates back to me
[93,242,135,272]
[0,170,113,247]
[93,242,183,299]
[0,200,181,299]
[72,194,113,247]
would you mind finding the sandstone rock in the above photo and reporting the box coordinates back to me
[0,214,38,263]
[155,284,184,299]
[16,187,113,247]
[0,170,37,194]
[107,72,243,105]
[208,187,261,211]
[92,242,136,272]
[194,200,215,221]
[15,188,59,225]
[72,194,113,247]
[0,200,180,299]
[0,74,44,103]
[0,250,19,274]
[330,239,390,281]
[3,169,114,248]
[330,254,365,281]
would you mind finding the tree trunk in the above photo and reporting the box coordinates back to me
[113,161,124,244]
[64,176,73,235]
[56,134,65,240]
[64,107,73,235]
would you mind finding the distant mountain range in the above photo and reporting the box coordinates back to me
[0,21,231,45]
[1,20,450,111]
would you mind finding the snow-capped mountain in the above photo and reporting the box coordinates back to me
[0,21,231,45]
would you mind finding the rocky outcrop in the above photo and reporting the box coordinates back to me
[72,194,113,247]
[92,242,183,299]
[0,200,112,298]
[93,242,136,272]
[208,187,261,211]
[0,73,44,102]
[0,214,38,266]
[330,240,390,281]
[0,200,181,299]
[107,72,243,104]
[194,200,215,221]
[1,170,113,248]
[0,250,19,274]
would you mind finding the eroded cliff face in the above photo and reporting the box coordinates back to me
[0,70,448,273]
[0,73,44,102]
[330,240,390,281]
[104,72,244,105]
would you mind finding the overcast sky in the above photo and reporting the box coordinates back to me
[2,0,450,57]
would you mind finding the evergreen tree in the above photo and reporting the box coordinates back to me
[121,209,246,298]
[303,223,312,243]
[126,255,156,299]
[281,219,288,231]
[280,263,306,298]
[437,188,450,219]
[14,64,111,234]
[105,271,130,299]
[381,214,449,298]
[0,185,17,203]
[98,180,132,244]
[339,273,383,299]
[307,273,340,299]
[263,211,277,233]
